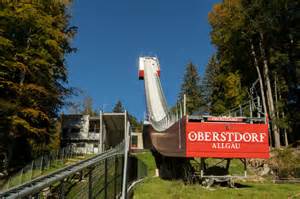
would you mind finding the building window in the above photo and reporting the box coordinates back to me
[71,128,80,133]
[89,121,100,133]
[62,128,69,134]
[62,128,69,138]
[76,143,85,148]
[93,143,98,148]
[131,135,138,147]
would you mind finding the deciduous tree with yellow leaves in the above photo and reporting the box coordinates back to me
[0,0,76,168]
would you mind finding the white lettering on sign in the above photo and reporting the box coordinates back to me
[187,131,266,143]
[188,131,197,141]
[212,142,241,149]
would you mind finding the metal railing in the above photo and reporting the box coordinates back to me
[65,154,124,199]
[0,111,148,199]
[0,142,125,199]
[63,132,101,140]
[1,145,92,192]
[127,156,148,187]
[220,97,264,118]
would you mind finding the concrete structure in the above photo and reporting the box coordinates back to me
[61,112,127,154]
[61,114,102,154]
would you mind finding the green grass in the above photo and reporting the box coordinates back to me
[132,151,300,199]
[133,178,300,199]
[133,151,156,177]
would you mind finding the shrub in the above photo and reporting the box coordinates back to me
[269,148,300,178]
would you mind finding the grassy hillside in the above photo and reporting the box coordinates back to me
[132,151,300,199]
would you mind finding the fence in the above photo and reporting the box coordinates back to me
[0,111,149,198]
[221,97,263,118]
[0,142,124,198]
[127,156,148,187]
[35,154,125,199]
[1,145,92,192]
[0,144,148,199]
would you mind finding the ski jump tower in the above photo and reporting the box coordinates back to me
[138,56,270,180]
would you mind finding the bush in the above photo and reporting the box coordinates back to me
[269,148,300,178]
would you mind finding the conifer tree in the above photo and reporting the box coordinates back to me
[112,100,125,113]
[179,62,204,115]
[203,55,225,114]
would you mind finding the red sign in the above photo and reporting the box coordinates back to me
[186,121,269,158]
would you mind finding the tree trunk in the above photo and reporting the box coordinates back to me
[250,40,272,146]
[250,40,268,116]
[259,33,281,148]
[274,73,281,146]
[274,73,279,119]
[283,112,289,147]
[278,90,289,147]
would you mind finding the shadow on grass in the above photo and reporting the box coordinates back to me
[233,183,252,188]
[203,181,253,189]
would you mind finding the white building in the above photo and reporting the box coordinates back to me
[61,114,102,154]
[61,113,126,154]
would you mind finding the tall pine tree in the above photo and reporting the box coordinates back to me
[112,100,124,113]
[179,62,204,115]
[203,55,225,114]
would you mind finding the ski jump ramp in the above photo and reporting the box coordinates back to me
[141,57,168,123]
[139,56,270,159]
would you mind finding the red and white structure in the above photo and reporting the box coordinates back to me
[138,57,160,80]
[139,56,270,180]
[139,56,270,159]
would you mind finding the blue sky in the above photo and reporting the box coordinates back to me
[66,0,219,119]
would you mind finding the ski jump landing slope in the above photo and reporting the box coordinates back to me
[139,56,187,157]
[142,57,168,123]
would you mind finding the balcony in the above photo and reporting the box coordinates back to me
[62,132,100,141]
